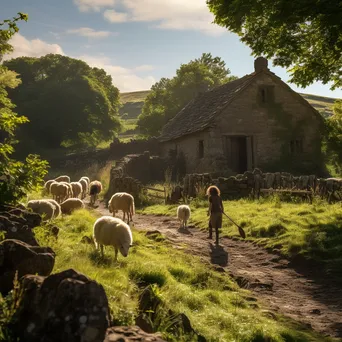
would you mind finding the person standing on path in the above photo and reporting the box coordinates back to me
[206,185,224,245]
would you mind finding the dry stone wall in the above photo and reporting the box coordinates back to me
[105,151,166,203]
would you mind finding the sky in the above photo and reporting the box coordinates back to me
[2,0,342,98]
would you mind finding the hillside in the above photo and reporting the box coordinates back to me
[119,90,338,120]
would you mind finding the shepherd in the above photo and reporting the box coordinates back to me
[206,185,224,245]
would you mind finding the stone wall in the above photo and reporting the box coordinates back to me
[105,151,166,203]
[182,168,334,200]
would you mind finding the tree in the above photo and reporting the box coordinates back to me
[207,0,342,90]
[137,53,237,136]
[0,13,49,205]
[4,54,121,150]
[324,100,342,176]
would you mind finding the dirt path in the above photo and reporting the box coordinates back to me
[96,205,342,338]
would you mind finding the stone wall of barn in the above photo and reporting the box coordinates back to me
[161,72,323,175]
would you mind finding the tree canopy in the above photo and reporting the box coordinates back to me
[137,53,237,137]
[1,13,49,205]
[4,54,121,150]
[207,0,342,90]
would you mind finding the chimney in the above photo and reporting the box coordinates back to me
[254,57,269,73]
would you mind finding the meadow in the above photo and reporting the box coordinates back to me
[8,207,336,342]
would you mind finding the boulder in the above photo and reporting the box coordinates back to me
[104,326,166,342]
[0,206,42,246]
[0,239,55,295]
[10,268,111,342]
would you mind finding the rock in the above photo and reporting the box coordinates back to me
[0,239,55,295]
[0,206,42,246]
[9,268,110,342]
[104,326,166,341]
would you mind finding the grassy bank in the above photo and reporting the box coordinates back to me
[4,208,332,342]
[139,198,342,271]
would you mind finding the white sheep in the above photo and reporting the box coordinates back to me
[70,182,83,198]
[177,205,191,228]
[80,176,90,186]
[54,175,70,183]
[108,192,135,223]
[89,180,102,206]
[60,198,85,215]
[43,180,55,194]
[50,182,69,203]
[45,199,61,218]
[27,200,55,221]
[79,178,88,199]
[61,181,73,198]
[93,216,133,261]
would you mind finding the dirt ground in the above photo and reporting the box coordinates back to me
[96,205,342,338]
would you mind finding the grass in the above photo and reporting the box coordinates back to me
[2,208,332,342]
[139,197,342,272]
[120,91,151,104]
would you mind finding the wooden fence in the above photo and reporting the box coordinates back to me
[142,185,167,203]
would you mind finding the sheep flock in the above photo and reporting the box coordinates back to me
[26,174,193,261]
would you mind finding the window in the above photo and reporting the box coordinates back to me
[258,85,275,104]
[290,138,304,155]
[198,140,204,159]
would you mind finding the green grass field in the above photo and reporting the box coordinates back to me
[139,198,342,273]
[1,208,333,342]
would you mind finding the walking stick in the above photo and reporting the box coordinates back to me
[223,212,246,239]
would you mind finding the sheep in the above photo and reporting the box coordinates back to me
[89,180,102,206]
[44,199,61,218]
[61,181,73,198]
[70,182,83,198]
[79,178,88,199]
[54,175,70,183]
[177,205,191,229]
[93,216,133,261]
[27,200,55,221]
[60,198,85,215]
[50,182,69,203]
[108,192,135,224]
[80,176,90,186]
[43,180,55,194]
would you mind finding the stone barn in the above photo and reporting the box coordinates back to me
[159,57,324,175]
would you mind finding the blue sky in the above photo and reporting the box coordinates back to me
[2,0,342,98]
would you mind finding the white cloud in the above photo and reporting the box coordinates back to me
[104,9,129,23]
[133,64,155,72]
[78,55,155,92]
[66,27,115,38]
[3,33,64,61]
[74,0,116,12]
[102,0,226,36]
[3,33,154,92]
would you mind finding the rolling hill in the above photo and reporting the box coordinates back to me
[119,90,338,121]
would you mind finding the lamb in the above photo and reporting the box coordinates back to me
[44,199,61,218]
[54,175,70,183]
[177,205,191,228]
[93,216,133,261]
[27,200,55,221]
[70,182,83,198]
[108,192,135,223]
[60,198,85,215]
[79,178,88,199]
[89,180,102,206]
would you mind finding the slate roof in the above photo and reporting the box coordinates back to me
[158,73,256,142]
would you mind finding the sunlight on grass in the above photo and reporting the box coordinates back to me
[26,208,334,341]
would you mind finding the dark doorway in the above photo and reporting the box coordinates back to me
[225,136,249,173]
